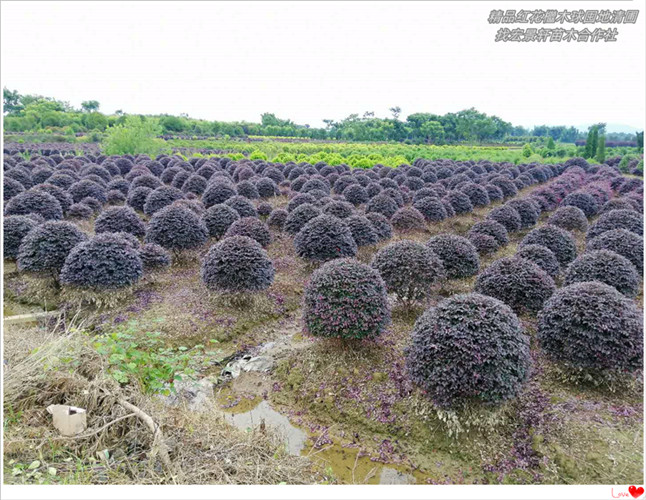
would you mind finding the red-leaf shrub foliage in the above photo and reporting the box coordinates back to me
[586,228,643,274]
[487,205,522,233]
[145,204,208,252]
[506,198,540,228]
[139,243,172,271]
[425,234,479,279]
[564,250,640,298]
[5,190,63,221]
[68,179,107,204]
[304,258,390,340]
[520,225,577,265]
[371,240,445,304]
[3,215,40,260]
[224,195,258,218]
[201,235,274,293]
[515,244,560,278]
[468,220,509,246]
[285,203,321,235]
[95,206,145,237]
[224,217,272,248]
[345,215,379,247]
[474,257,555,314]
[538,281,643,373]
[547,206,589,232]
[294,215,357,262]
[143,186,184,215]
[390,206,426,233]
[406,293,530,408]
[586,209,643,240]
[60,232,143,289]
[267,208,288,231]
[202,203,240,239]
[366,212,393,241]
[366,194,399,219]
[561,191,599,217]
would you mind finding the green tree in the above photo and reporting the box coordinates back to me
[595,135,606,163]
[636,131,644,151]
[584,126,599,158]
[81,100,100,112]
[522,143,533,158]
[159,115,185,133]
[102,115,166,155]
[419,120,445,144]
[3,88,23,114]
[546,137,556,150]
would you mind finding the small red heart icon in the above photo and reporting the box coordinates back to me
[629,486,644,498]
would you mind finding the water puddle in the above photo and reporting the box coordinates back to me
[222,399,307,455]
[220,397,421,484]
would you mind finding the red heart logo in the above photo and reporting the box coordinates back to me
[629,486,644,498]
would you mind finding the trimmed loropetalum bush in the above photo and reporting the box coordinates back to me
[425,234,479,279]
[3,215,41,260]
[520,225,577,265]
[515,244,560,278]
[468,232,499,255]
[366,212,393,241]
[487,205,522,233]
[371,240,445,305]
[586,228,643,274]
[145,204,208,253]
[202,203,240,239]
[561,191,599,218]
[138,243,172,271]
[468,220,508,246]
[294,215,358,262]
[4,190,64,221]
[33,183,73,214]
[366,194,399,219]
[444,191,473,215]
[202,180,237,208]
[143,186,184,216]
[413,196,447,222]
[538,281,643,374]
[322,200,354,219]
[406,293,530,409]
[225,195,258,218]
[60,233,143,290]
[285,203,321,235]
[17,221,88,278]
[94,206,146,237]
[267,208,288,231]
[506,199,540,228]
[201,235,275,293]
[474,257,556,314]
[586,209,643,241]
[564,250,640,298]
[4,177,25,201]
[303,258,390,340]
[390,206,426,232]
[547,206,589,232]
[224,217,271,248]
[345,215,379,247]
[68,179,107,204]
[127,186,153,212]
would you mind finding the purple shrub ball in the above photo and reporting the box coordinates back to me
[304,259,391,340]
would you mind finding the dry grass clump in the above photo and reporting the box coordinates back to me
[3,318,319,485]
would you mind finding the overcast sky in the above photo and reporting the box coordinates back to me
[2,1,644,130]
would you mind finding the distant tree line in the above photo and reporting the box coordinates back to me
[3,88,642,147]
